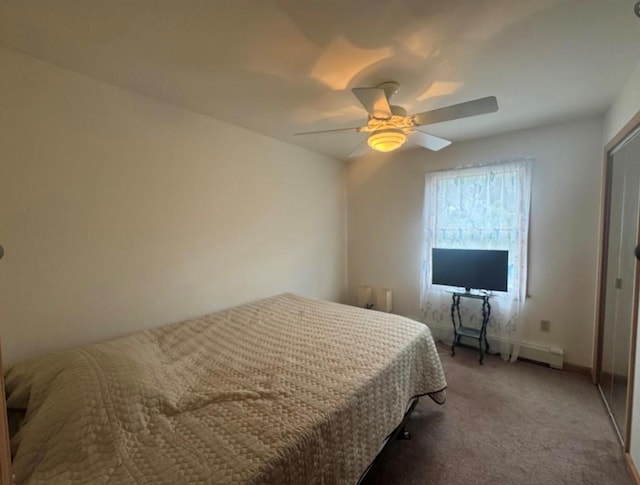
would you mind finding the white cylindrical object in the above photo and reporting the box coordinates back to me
[357,286,372,308]
[376,288,393,313]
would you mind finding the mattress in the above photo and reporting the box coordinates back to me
[5,294,446,484]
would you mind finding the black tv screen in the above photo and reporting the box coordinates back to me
[432,248,508,292]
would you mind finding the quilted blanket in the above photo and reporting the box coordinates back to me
[5,294,446,484]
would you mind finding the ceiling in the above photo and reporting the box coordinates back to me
[0,0,639,159]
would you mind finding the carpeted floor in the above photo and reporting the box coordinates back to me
[361,346,633,485]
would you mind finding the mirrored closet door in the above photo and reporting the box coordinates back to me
[599,128,640,444]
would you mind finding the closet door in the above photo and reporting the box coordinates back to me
[601,149,626,439]
[600,131,640,442]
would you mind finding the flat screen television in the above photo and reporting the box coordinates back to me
[432,248,508,293]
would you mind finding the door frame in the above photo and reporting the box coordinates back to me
[594,109,640,452]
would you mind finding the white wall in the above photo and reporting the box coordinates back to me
[0,48,347,366]
[604,59,640,143]
[347,117,603,367]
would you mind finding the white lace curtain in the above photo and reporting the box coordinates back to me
[420,159,533,361]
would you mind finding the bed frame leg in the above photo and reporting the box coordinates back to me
[397,398,418,441]
[0,340,13,485]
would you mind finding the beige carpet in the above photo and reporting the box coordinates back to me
[361,346,633,485]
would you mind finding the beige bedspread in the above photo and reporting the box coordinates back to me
[5,294,446,484]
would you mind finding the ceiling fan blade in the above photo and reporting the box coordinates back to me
[295,126,364,136]
[347,139,369,158]
[412,96,498,127]
[352,87,392,119]
[412,130,452,151]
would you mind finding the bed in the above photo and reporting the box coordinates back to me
[3,294,446,484]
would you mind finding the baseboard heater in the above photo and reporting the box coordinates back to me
[425,321,564,370]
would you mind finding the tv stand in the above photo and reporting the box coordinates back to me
[449,291,492,364]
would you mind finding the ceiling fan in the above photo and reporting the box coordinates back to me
[295,82,498,157]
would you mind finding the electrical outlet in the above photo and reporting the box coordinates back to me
[540,320,551,332]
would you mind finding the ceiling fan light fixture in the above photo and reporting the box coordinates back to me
[367,128,407,152]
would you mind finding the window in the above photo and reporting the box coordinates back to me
[420,159,532,360]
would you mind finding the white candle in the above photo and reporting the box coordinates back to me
[357,286,372,308]
[376,288,393,313]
